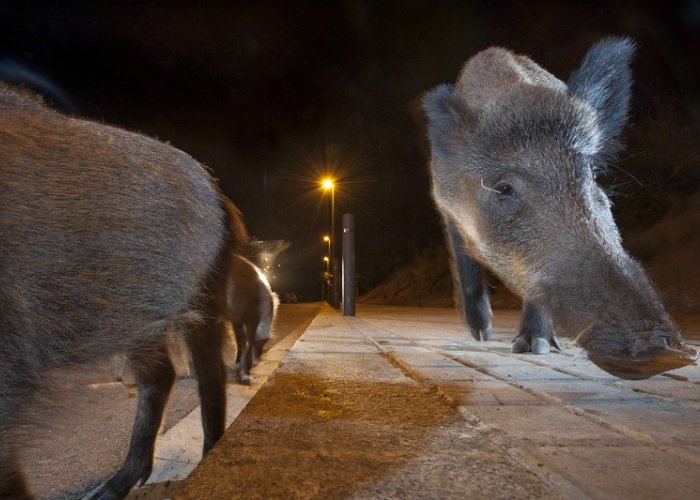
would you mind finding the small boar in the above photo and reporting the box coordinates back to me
[225,254,278,384]
[0,84,247,498]
[423,37,697,379]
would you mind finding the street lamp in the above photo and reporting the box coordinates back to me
[321,177,337,307]
[323,235,331,261]
[320,178,335,263]
[321,255,331,301]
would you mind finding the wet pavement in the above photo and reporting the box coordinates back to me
[153,304,699,499]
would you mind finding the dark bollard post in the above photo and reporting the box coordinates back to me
[342,213,355,316]
[332,258,341,309]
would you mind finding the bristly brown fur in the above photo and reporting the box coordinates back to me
[0,83,248,498]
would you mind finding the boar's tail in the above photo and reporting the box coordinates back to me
[221,196,250,255]
[194,192,250,316]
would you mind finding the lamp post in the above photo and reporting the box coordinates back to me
[321,178,335,263]
[321,178,338,307]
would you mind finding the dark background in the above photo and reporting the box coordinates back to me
[2,0,698,300]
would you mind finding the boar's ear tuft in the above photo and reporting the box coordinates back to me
[567,37,636,156]
[422,84,474,158]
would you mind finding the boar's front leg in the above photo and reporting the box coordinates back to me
[91,341,176,499]
[445,217,493,341]
[512,302,561,354]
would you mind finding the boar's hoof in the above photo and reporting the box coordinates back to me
[470,325,493,341]
[87,482,122,500]
[550,335,563,351]
[531,337,551,354]
[512,335,560,354]
[588,345,698,380]
[512,336,531,353]
[511,337,550,354]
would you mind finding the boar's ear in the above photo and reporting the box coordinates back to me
[422,84,475,160]
[567,37,636,155]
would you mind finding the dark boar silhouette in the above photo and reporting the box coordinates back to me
[0,84,247,498]
[423,37,697,379]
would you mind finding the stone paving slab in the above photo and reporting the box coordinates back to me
[176,305,700,499]
[511,445,700,500]
[351,306,700,498]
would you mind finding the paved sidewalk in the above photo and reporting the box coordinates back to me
[175,304,700,499]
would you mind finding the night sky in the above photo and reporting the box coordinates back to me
[2,1,699,299]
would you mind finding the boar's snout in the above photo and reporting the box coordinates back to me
[576,322,698,379]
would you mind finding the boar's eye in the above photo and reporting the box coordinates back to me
[495,182,514,197]
[480,179,517,199]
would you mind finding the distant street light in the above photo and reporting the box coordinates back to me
[323,235,331,261]
[321,255,331,301]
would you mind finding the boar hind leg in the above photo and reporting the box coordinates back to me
[512,302,561,354]
[92,342,176,499]
[252,338,266,364]
[445,219,492,340]
[232,322,253,385]
[232,322,246,372]
[242,320,257,384]
[186,317,226,455]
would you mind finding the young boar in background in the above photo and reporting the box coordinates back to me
[225,254,278,384]
[0,84,247,498]
[423,37,698,379]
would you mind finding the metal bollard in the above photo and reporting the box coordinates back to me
[342,213,355,316]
